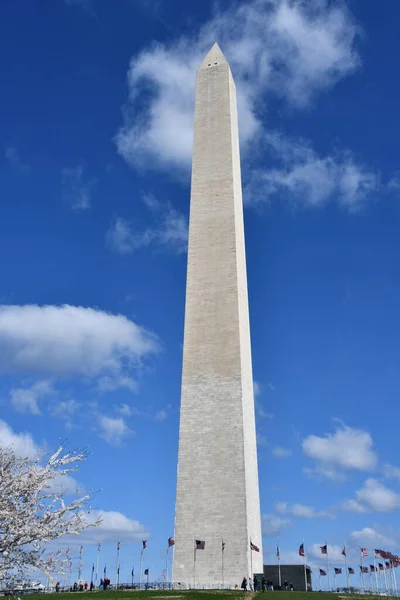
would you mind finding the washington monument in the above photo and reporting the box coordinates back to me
[173,43,263,587]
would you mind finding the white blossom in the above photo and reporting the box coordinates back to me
[0,444,100,585]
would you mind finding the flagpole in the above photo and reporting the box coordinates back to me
[344,545,350,591]
[194,541,196,589]
[78,546,83,583]
[95,543,101,585]
[64,549,70,590]
[140,549,143,589]
[303,540,307,592]
[390,561,397,595]
[360,550,364,592]
[221,540,224,589]
[116,540,120,590]
[131,567,134,589]
[383,563,388,593]
[166,546,169,589]
[319,571,321,591]
[374,560,378,592]
[277,537,281,589]
[392,562,397,596]
[250,540,253,580]
[326,542,331,591]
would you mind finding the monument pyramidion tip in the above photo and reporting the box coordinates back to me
[199,42,229,69]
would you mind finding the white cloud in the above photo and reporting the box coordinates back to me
[98,416,132,445]
[388,175,400,192]
[106,207,188,255]
[10,380,53,414]
[257,432,268,447]
[52,399,79,419]
[272,446,292,458]
[383,464,400,480]
[303,465,346,483]
[309,543,344,561]
[61,165,94,211]
[0,420,39,459]
[275,501,288,513]
[76,510,150,545]
[142,192,160,211]
[116,0,359,172]
[262,513,291,537]
[248,132,379,211]
[342,478,400,513]
[5,146,30,172]
[302,424,377,478]
[155,410,167,422]
[275,501,333,519]
[115,403,133,417]
[0,420,82,496]
[350,527,395,548]
[0,305,159,382]
[255,398,273,419]
[98,375,137,393]
[106,217,142,254]
[49,473,81,495]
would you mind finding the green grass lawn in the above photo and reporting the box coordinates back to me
[26,590,395,600]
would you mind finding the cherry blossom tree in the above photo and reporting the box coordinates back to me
[0,444,100,586]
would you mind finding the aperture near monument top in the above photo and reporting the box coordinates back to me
[199,42,229,70]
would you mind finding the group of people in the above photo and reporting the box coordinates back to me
[240,577,294,592]
[68,581,97,592]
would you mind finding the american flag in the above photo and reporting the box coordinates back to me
[361,566,369,573]
[378,563,385,570]
[142,540,147,550]
[334,568,342,574]
[370,565,377,572]
[385,561,391,569]
[320,544,328,555]
[342,547,346,557]
[97,543,101,552]
[319,569,327,576]
[348,568,355,575]
[196,540,205,550]
[276,546,280,558]
[250,541,260,552]
[361,548,368,557]
[168,537,175,547]
[117,541,120,552]
[299,543,305,557]
[374,549,382,558]
[222,541,226,552]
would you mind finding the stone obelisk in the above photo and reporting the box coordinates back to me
[173,43,263,588]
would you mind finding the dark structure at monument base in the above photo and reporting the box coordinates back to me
[263,564,312,591]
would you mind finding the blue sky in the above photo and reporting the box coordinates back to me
[1,0,400,589]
